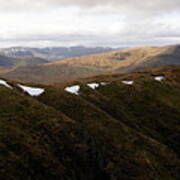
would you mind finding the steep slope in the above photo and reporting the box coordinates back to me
[2,44,180,84]
[0,66,179,179]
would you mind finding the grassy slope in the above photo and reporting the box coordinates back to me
[3,63,104,84]
[0,66,180,179]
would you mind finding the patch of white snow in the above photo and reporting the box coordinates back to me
[121,81,134,85]
[154,76,165,81]
[18,84,45,96]
[65,85,80,95]
[87,83,99,89]
[0,79,13,89]
[100,82,108,86]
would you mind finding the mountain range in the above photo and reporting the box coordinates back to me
[0,55,48,68]
[1,44,180,84]
[0,46,115,61]
[0,65,179,179]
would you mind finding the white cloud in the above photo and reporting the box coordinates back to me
[1,0,180,11]
[0,0,179,47]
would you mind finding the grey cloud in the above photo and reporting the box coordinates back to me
[0,28,179,47]
[1,0,180,13]
[0,0,179,47]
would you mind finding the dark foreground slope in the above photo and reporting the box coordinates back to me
[0,66,180,180]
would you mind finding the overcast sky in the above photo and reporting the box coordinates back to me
[0,0,179,47]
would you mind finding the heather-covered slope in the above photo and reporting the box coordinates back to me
[0,66,180,179]
[2,44,180,84]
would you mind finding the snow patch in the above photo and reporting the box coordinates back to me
[18,84,45,96]
[87,83,99,89]
[154,76,165,81]
[0,79,13,89]
[122,81,134,85]
[65,85,80,95]
[100,82,108,86]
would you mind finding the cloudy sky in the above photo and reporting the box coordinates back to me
[0,0,179,47]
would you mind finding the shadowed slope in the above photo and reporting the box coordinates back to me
[0,66,179,179]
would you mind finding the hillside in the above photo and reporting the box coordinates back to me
[2,44,180,84]
[1,63,104,83]
[0,66,179,179]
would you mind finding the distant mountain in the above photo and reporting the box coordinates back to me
[0,46,115,61]
[2,44,180,84]
[0,66,179,179]
[0,54,48,69]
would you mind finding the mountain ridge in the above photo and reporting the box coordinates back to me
[2,44,180,84]
[0,46,115,61]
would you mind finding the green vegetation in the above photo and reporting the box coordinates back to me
[0,66,179,179]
